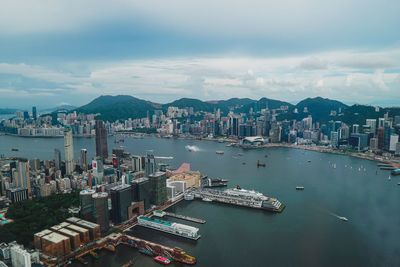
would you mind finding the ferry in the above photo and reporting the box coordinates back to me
[11,148,19,152]
[338,216,348,222]
[137,216,201,240]
[216,150,224,155]
[194,186,285,212]
[296,186,305,190]
[154,256,171,265]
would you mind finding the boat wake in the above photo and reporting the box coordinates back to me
[185,145,201,152]
[328,211,348,222]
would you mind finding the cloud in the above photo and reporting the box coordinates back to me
[0,48,399,107]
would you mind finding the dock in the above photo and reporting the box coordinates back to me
[155,211,205,224]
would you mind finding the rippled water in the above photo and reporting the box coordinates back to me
[1,135,399,267]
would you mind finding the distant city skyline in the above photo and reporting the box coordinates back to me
[1,0,399,108]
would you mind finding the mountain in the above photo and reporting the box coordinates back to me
[0,108,17,115]
[237,97,294,113]
[279,97,348,123]
[338,105,400,126]
[75,95,158,121]
[164,98,216,112]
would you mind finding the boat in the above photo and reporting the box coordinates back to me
[184,193,194,201]
[295,186,305,190]
[11,148,18,151]
[202,197,212,202]
[242,162,246,165]
[139,248,154,256]
[338,216,348,222]
[397,182,400,186]
[388,176,391,180]
[202,177,228,188]
[216,150,224,155]
[194,185,285,212]
[137,216,201,240]
[257,160,266,167]
[391,168,400,176]
[307,160,311,163]
[154,256,171,265]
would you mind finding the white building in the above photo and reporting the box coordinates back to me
[389,134,399,152]
[10,245,31,267]
[64,128,74,175]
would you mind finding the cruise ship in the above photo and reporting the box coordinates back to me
[193,187,285,212]
[137,216,201,240]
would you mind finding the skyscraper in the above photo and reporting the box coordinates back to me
[92,192,109,233]
[13,159,31,196]
[80,149,88,172]
[64,128,74,175]
[32,106,37,120]
[110,184,132,224]
[80,189,96,221]
[95,120,108,159]
[148,171,167,206]
[54,149,61,171]
[145,152,156,176]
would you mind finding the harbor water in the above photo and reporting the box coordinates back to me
[0,135,399,266]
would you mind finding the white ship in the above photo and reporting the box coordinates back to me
[193,187,284,212]
[137,216,201,240]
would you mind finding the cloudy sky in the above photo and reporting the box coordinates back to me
[1,0,399,108]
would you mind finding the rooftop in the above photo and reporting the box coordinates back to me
[42,232,69,243]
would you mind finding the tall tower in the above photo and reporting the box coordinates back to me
[64,128,74,175]
[32,106,37,120]
[54,149,61,170]
[95,120,108,159]
[80,149,88,172]
[14,159,31,196]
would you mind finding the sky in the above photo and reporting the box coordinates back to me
[0,0,400,109]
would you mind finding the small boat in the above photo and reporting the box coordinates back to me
[184,193,194,201]
[307,160,311,162]
[154,256,171,265]
[296,186,305,190]
[202,197,212,202]
[388,176,391,180]
[139,248,154,256]
[216,150,224,155]
[242,162,246,165]
[397,182,400,186]
[257,160,266,167]
[338,216,348,222]
[11,148,19,152]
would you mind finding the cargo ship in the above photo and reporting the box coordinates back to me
[137,216,201,240]
[193,186,285,212]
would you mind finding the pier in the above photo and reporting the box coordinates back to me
[107,233,197,265]
[153,210,206,224]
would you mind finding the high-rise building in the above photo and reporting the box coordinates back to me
[92,192,109,233]
[110,184,132,224]
[64,128,74,175]
[32,106,37,120]
[13,159,31,196]
[6,188,28,203]
[352,124,359,134]
[145,152,156,176]
[10,244,31,267]
[131,155,143,172]
[370,138,379,152]
[80,189,96,221]
[95,120,108,159]
[54,149,61,171]
[148,171,167,206]
[131,177,151,210]
[92,157,104,184]
[366,119,377,135]
[80,149,88,172]
[330,131,339,148]
[389,134,399,152]
[383,126,393,151]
